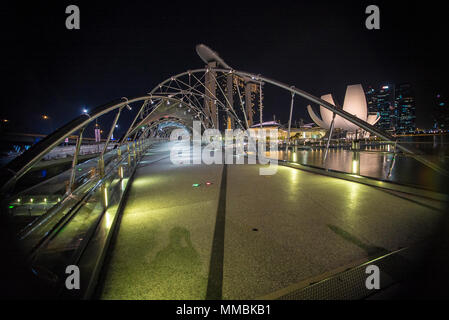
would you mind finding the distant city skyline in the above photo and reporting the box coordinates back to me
[365,82,416,133]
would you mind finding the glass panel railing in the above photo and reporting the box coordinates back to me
[8,141,149,256]
[23,140,153,294]
[5,143,130,233]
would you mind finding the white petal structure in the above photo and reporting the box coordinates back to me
[367,114,381,126]
[307,84,379,132]
[319,94,335,127]
[307,105,327,128]
[320,94,349,130]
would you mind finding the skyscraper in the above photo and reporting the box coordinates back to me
[433,93,449,130]
[203,61,218,129]
[365,83,416,134]
[233,77,262,128]
[365,86,377,113]
[375,84,396,132]
[394,83,416,133]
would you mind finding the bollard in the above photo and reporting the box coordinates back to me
[127,143,132,167]
[351,140,360,150]
[135,141,139,158]
[101,184,108,208]
[118,165,124,179]
[98,156,105,178]
[352,151,360,175]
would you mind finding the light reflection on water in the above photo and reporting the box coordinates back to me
[267,135,449,192]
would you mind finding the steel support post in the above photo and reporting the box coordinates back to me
[127,143,131,167]
[66,127,85,194]
[101,106,123,157]
[98,156,105,178]
[235,79,249,129]
[324,112,336,163]
[286,93,294,152]
[259,82,263,129]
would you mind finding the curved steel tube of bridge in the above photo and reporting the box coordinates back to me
[0,95,200,195]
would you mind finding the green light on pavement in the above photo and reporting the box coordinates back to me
[192,183,201,187]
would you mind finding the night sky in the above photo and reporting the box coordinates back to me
[1,0,447,136]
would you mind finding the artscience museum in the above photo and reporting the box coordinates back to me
[307,84,380,137]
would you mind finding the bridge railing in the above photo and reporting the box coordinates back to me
[42,143,117,161]
[14,141,147,252]
[29,140,132,293]
[18,137,154,298]
[0,93,189,297]
[1,95,188,224]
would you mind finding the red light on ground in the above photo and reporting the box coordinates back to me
[206,182,213,186]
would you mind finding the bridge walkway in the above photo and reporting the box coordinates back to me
[99,142,445,299]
